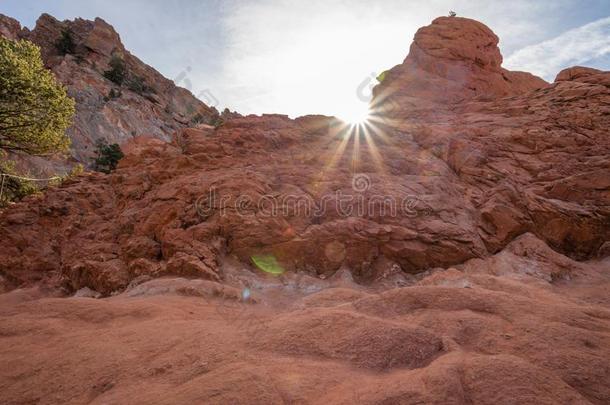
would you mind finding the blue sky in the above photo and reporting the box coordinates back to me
[1,0,609,118]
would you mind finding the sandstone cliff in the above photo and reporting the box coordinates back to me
[1,15,607,292]
[0,13,219,173]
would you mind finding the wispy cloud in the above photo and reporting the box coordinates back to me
[505,16,610,81]
[2,0,609,116]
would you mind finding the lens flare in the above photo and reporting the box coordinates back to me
[251,254,285,275]
[336,102,371,125]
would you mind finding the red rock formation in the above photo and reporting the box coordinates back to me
[0,15,609,404]
[372,17,548,108]
[0,14,21,40]
[1,63,607,291]
[0,13,218,174]
[555,66,610,85]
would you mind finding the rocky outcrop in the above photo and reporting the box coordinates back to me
[1,16,608,295]
[0,14,23,40]
[1,63,608,294]
[372,16,548,110]
[0,13,218,174]
[555,66,610,85]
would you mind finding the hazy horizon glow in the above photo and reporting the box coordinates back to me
[2,0,609,118]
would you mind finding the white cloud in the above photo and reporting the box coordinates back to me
[217,0,432,117]
[505,16,610,81]
[215,0,580,117]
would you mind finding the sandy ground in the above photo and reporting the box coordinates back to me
[1,256,609,405]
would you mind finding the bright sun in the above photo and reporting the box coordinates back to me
[337,102,371,125]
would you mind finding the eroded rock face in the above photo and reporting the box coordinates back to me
[1,67,608,294]
[0,14,23,40]
[0,13,218,175]
[0,16,608,297]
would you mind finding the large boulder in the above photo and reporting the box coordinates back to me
[372,17,548,110]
